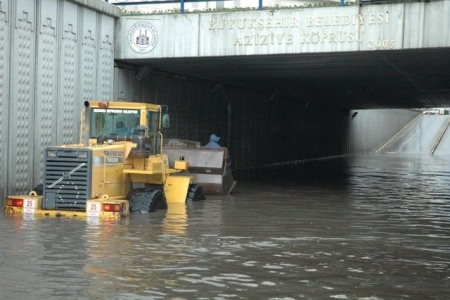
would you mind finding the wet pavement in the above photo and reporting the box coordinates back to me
[1,154,449,299]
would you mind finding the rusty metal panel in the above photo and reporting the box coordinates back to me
[0,0,10,202]
[33,0,58,186]
[8,0,36,194]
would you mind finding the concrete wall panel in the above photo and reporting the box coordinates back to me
[0,0,118,200]
[81,8,98,102]
[0,0,10,201]
[97,14,115,100]
[403,2,425,49]
[422,1,450,47]
[359,4,404,51]
[114,66,131,100]
[117,14,200,58]
[8,0,36,194]
[59,1,79,146]
[34,0,58,184]
[116,2,450,60]
[284,6,362,54]
[349,109,420,153]
[160,14,199,57]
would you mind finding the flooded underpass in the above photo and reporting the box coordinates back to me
[1,153,449,299]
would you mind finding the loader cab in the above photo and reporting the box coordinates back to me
[90,107,140,137]
[84,101,165,155]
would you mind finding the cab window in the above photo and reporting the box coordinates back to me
[90,108,140,137]
[147,110,160,153]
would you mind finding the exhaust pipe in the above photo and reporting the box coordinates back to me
[82,101,91,146]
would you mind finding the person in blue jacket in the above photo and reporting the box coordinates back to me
[205,133,232,165]
[205,133,221,148]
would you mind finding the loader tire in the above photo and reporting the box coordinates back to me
[186,184,206,202]
[129,189,167,213]
[126,187,153,201]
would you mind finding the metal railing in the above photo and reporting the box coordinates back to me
[108,0,348,13]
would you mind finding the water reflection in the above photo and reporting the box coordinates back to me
[0,154,449,299]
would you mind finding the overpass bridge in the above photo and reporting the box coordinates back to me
[1,0,449,200]
[115,0,450,109]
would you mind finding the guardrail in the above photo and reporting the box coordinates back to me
[429,117,450,155]
[108,0,348,13]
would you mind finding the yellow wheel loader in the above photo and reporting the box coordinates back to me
[5,101,205,219]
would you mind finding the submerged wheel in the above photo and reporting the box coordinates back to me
[186,184,206,202]
[128,189,167,213]
[126,187,153,201]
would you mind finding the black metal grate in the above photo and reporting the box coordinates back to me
[43,148,92,210]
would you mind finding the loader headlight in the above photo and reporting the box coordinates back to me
[47,150,57,158]
[78,151,88,159]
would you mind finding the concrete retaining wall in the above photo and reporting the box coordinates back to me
[349,108,421,153]
[0,0,119,200]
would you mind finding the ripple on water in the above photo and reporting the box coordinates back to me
[1,154,449,299]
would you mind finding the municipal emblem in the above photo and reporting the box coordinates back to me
[128,21,158,53]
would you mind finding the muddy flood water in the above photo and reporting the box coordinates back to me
[1,154,449,299]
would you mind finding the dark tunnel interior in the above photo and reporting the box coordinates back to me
[116,48,450,185]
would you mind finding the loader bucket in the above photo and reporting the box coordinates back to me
[163,146,235,195]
